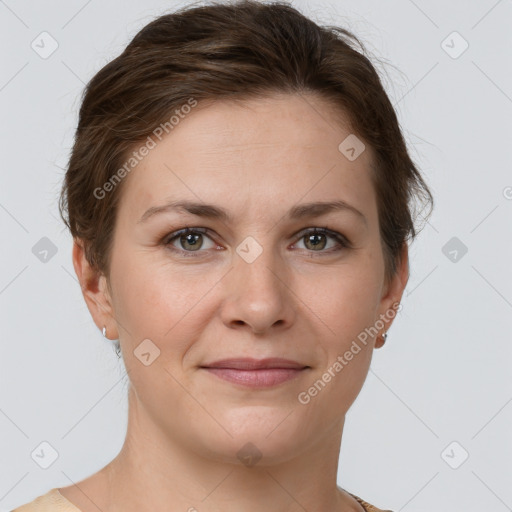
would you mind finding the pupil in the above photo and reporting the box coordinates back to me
[307,233,325,250]
[183,233,201,250]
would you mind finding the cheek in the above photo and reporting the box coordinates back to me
[302,261,382,337]
[110,254,221,353]
[318,263,381,400]
[303,281,376,413]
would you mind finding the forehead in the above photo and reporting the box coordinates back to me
[117,93,377,226]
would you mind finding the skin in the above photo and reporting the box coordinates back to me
[61,92,408,512]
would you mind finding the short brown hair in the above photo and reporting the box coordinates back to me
[59,0,433,289]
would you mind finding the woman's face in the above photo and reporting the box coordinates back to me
[85,93,407,464]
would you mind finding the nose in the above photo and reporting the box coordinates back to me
[219,243,296,335]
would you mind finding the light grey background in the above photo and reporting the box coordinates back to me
[1,1,511,511]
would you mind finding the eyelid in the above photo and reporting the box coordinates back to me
[161,227,219,253]
[163,226,351,256]
[293,226,352,247]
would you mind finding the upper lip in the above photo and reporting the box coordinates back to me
[201,358,309,370]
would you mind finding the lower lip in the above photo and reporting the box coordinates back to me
[202,368,307,387]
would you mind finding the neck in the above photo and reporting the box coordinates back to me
[85,386,364,512]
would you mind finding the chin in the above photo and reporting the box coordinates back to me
[189,412,313,467]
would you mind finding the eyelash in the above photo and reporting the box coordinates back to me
[162,226,351,258]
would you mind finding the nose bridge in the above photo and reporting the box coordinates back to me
[221,234,294,332]
[238,239,280,292]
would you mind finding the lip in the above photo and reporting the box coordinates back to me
[201,358,308,370]
[200,358,310,388]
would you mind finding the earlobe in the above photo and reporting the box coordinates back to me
[72,239,118,338]
[374,331,388,349]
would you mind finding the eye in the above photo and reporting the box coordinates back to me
[163,227,218,256]
[162,226,351,258]
[293,227,350,255]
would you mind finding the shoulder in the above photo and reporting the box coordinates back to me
[14,487,391,512]
[348,491,395,512]
[12,488,82,512]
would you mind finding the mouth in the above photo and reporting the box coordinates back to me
[199,358,310,388]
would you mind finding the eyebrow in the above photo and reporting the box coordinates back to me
[138,199,367,227]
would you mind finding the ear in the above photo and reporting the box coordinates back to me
[374,244,409,348]
[72,239,119,340]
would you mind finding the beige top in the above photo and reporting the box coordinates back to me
[12,487,394,512]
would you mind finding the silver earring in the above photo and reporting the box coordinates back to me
[381,331,388,344]
[102,326,107,338]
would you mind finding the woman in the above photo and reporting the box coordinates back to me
[14,1,433,511]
